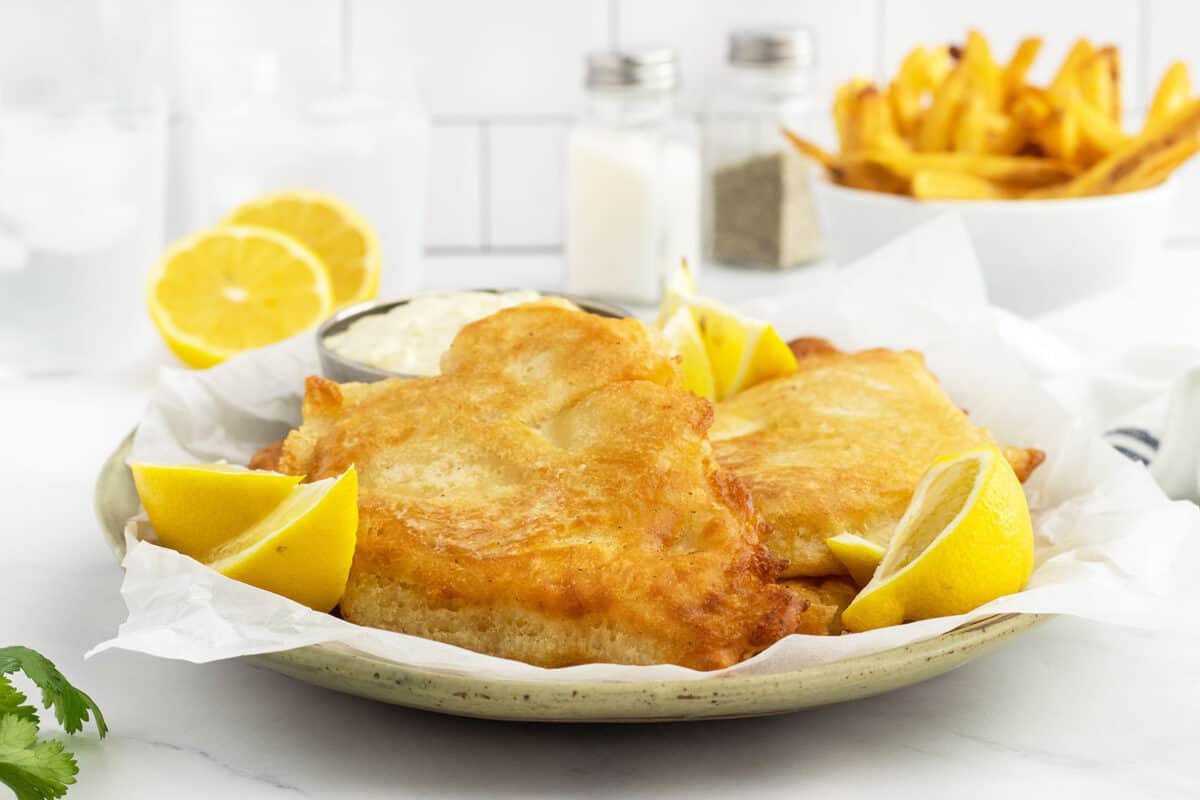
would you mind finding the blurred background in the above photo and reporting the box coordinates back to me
[2,0,1198,374]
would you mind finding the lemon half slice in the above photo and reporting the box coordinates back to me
[656,259,698,328]
[148,225,334,368]
[226,190,381,307]
[131,462,303,560]
[207,468,358,613]
[687,298,798,400]
[826,533,886,587]
[660,306,716,400]
[841,447,1034,632]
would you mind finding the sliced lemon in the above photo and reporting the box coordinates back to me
[131,462,303,560]
[206,468,358,613]
[686,298,798,400]
[226,190,381,307]
[660,306,715,400]
[841,447,1034,633]
[656,258,698,328]
[826,533,886,587]
[147,225,333,368]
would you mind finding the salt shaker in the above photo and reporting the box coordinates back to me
[704,29,824,270]
[566,50,700,306]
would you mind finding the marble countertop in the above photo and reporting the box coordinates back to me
[3,258,1200,799]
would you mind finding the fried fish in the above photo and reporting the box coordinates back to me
[271,304,819,669]
[711,338,1043,578]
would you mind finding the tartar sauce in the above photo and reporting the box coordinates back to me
[323,291,574,375]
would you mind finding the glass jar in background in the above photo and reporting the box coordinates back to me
[171,52,430,298]
[704,28,824,270]
[0,0,168,376]
[566,50,700,306]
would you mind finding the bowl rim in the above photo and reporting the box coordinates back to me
[813,172,1177,212]
[316,290,632,382]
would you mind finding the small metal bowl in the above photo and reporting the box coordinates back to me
[316,290,631,383]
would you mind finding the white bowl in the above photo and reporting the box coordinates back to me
[814,178,1175,316]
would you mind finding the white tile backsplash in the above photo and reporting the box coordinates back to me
[349,0,609,115]
[617,0,878,109]
[487,122,569,248]
[144,0,1200,252]
[170,0,343,109]
[425,123,483,248]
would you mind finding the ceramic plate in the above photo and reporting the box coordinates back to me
[95,432,1047,722]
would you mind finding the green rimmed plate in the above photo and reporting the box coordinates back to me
[95,431,1048,722]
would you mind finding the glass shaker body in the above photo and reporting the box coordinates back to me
[704,62,824,270]
[567,87,700,306]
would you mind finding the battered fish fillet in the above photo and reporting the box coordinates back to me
[711,338,1044,578]
[272,304,819,670]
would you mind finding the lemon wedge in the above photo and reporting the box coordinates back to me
[226,190,381,307]
[131,462,303,560]
[148,225,334,368]
[660,306,716,400]
[656,259,698,327]
[826,533,886,587]
[841,447,1034,633]
[686,298,798,400]
[206,468,358,612]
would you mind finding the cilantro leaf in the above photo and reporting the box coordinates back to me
[0,649,106,738]
[0,715,78,800]
[0,677,37,726]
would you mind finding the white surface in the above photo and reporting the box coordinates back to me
[2,252,1200,797]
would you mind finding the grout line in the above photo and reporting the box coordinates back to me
[433,113,575,125]
[479,120,491,250]
[1135,0,1152,111]
[336,0,353,91]
[609,0,620,49]
[872,0,887,80]
[426,246,563,256]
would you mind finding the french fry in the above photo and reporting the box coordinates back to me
[844,150,1077,187]
[847,85,905,152]
[1147,61,1191,130]
[983,112,1026,155]
[953,95,989,154]
[833,158,910,195]
[781,129,839,172]
[1068,94,1129,156]
[911,170,1008,200]
[890,47,932,137]
[962,29,1004,110]
[918,64,969,152]
[1108,136,1200,193]
[1079,47,1121,123]
[1059,98,1200,196]
[1049,38,1095,95]
[833,79,872,152]
[1003,37,1043,103]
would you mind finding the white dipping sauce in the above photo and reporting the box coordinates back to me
[323,291,573,376]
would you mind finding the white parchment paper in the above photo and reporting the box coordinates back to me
[89,216,1200,682]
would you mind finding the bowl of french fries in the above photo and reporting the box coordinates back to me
[787,31,1199,315]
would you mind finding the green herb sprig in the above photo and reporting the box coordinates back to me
[0,647,106,800]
